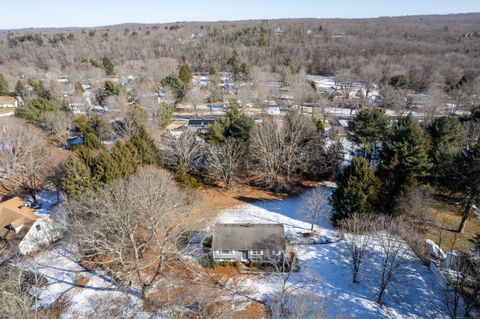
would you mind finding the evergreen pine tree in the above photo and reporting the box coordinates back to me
[331,157,381,222]
[205,98,253,143]
[175,161,199,188]
[448,143,480,233]
[159,101,173,128]
[0,74,8,96]
[14,80,26,99]
[15,97,58,125]
[91,150,120,185]
[349,107,390,162]
[111,142,139,177]
[74,145,96,172]
[102,56,114,75]
[129,127,161,165]
[61,156,93,198]
[74,80,85,95]
[224,98,254,141]
[178,64,192,84]
[429,116,464,182]
[379,115,432,204]
[84,132,102,149]
[205,121,226,143]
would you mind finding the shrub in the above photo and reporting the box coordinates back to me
[200,255,217,268]
[15,97,58,126]
[202,236,212,253]
[175,162,199,188]
[74,274,90,287]
[234,260,242,270]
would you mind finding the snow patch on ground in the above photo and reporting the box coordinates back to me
[20,244,142,318]
[215,186,338,244]
[30,191,59,215]
[215,186,451,319]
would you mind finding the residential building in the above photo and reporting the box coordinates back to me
[0,197,61,254]
[0,96,18,108]
[212,223,286,262]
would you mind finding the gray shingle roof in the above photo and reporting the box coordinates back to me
[212,223,285,251]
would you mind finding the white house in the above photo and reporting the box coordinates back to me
[18,216,62,255]
[0,96,18,108]
[0,197,62,255]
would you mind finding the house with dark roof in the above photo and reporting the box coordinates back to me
[212,223,286,262]
[187,118,216,132]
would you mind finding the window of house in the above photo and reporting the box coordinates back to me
[250,250,263,255]
[272,250,283,256]
[219,250,235,255]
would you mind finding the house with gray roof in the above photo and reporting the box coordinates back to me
[212,223,286,262]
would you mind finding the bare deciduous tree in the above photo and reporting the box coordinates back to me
[0,118,50,201]
[106,95,146,139]
[184,86,207,117]
[298,187,328,231]
[65,166,202,298]
[374,217,417,305]
[0,264,46,318]
[338,213,375,283]
[289,293,328,319]
[162,129,204,174]
[251,66,277,110]
[444,253,479,319]
[205,138,245,188]
[42,110,72,146]
[394,188,432,227]
[139,95,171,129]
[381,85,408,117]
[250,112,317,190]
[262,236,303,319]
[290,69,314,114]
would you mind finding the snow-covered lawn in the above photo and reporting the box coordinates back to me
[20,244,142,318]
[214,185,451,319]
[20,185,451,318]
[216,186,338,244]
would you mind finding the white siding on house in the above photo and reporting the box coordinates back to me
[18,217,63,255]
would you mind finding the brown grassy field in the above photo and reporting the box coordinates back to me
[0,108,15,115]
[425,198,479,252]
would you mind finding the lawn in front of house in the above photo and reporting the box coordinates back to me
[0,107,16,115]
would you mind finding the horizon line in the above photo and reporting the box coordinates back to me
[1,11,479,32]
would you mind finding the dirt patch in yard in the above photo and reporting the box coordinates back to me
[200,185,287,212]
[198,182,319,213]
[424,197,480,252]
[143,260,268,318]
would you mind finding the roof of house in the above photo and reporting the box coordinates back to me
[212,223,285,251]
[0,96,17,104]
[188,119,216,127]
[0,197,38,237]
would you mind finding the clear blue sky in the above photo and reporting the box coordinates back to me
[2,0,479,29]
